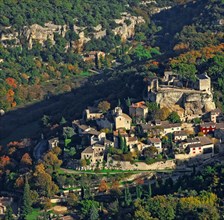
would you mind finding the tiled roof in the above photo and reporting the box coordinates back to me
[131,101,147,109]
[148,138,161,143]
[174,131,187,136]
[82,147,94,154]
[198,136,213,145]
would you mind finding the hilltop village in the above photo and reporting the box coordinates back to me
[41,71,224,172]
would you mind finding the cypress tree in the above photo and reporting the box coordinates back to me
[124,187,132,206]
[136,185,142,199]
[90,202,99,220]
[4,206,13,220]
[20,176,32,219]
[148,183,152,198]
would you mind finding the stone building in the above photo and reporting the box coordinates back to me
[147,72,216,120]
[196,73,211,92]
[83,107,103,120]
[129,101,148,119]
[114,107,132,130]
[81,144,105,166]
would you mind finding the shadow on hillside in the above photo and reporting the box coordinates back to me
[0,70,145,145]
[152,0,207,52]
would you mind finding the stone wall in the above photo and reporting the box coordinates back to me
[107,157,176,170]
[175,153,212,161]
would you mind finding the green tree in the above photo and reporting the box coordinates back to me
[60,116,67,125]
[168,111,181,123]
[63,127,75,139]
[20,177,32,219]
[136,185,143,199]
[67,192,78,207]
[148,183,152,198]
[90,202,99,220]
[98,101,111,113]
[133,45,152,61]
[4,206,13,220]
[41,115,50,127]
[124,187,132,206]
[134,199,154,220]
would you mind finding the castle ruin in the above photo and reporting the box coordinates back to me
[147,72,216,120]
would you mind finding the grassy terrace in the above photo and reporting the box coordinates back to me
[59,168,174,175]
[26,208,41,220]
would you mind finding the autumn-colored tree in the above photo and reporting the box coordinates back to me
[15,176,25,189]
[21,153,32,166]
[51,147,61,157]
[156,107,171,121]
[110,180,121,194]
[43,151,62,172]
[80,159,87,167]
[67,192,78,207]
[33,163,59,197]
[98,101,111,113]
[5,77,17,88]
[98,180,108,192]
[0,156,10,168]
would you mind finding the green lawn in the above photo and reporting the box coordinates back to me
[79,71,91,77]
[26,209,41,220]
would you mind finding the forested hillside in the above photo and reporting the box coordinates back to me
[0,0,224,112]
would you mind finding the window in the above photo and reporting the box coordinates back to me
[193,148,195,150]
[193,152,196,154]
[199,147,201,150]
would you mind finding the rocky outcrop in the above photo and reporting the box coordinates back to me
[113,13,145,41]
[150,88,216,120]
[22,22,67,49]
[0,27,20,46]
[1,13,144,50]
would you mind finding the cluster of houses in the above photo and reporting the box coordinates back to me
[69,98,224,168]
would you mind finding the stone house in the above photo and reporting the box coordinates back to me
[147,138,162,151]
[114,107,132,130]
[83,51,105,62]
[210,108,222,123]
[174,131,188,141]
[139,123,163,137]
[72,120,89,134]
[162,122,181,135]
[83,107,103,120]
[48,137,59,148]
[129,101,148,119]
[0,197,13,215]
[126,136,139,152]
[81,144,105,166]
[199,122,224,134]
[200,122,216,134]
[181,137,201,149]
[82,128,106,145]
[186,136,214,157]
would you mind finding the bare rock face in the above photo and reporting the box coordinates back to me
[23,22,68,49]
[0,27,20,46]
[151,89,216,120]
[112,13,145,41]
[1,13,144,51]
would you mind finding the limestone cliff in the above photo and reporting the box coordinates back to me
[1,13,144,51]
[113,13,145,41]
[149,88,216,119]
[22,22,67,49]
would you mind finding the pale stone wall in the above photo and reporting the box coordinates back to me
[115,116,131,130]
[107,157,176,170]
[175,153,212,160]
